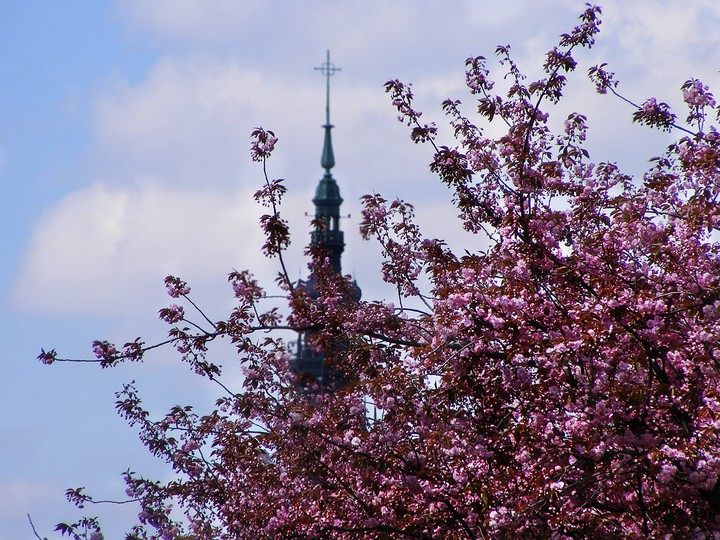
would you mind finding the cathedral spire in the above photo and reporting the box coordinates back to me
[315,49,340,174]
[292,51,361,391]
[312,50,344,274]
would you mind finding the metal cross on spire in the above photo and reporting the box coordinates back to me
[314,50,341,126]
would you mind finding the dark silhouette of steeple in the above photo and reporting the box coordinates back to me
[292,51,361,390]
[311,50,344,274]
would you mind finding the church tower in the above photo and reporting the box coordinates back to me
[292,51,361,390]
[311,50,345,274]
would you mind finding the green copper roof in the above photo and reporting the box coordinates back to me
[320,124,335,173]
[313,174,343,208]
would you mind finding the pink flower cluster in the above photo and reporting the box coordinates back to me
[683,79,715,108]
[164,275,190,298]
[37,348,56,365]
[250,127,278,162]
[159,304,184,324]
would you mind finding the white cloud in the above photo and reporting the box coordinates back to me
[13,182,283,314]
[0,480,54,519]
[91,59,301,188]
[601,0,720,89]
[115,0,269,46]
[86,54,426,191]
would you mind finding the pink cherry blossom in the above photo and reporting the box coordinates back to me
[42,5,720,538]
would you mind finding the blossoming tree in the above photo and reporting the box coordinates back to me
[42,5,720,538]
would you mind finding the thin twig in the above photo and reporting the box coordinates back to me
[27,514,45,540]
[182,294,218,331]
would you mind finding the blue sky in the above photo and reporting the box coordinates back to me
[2,1,720,537]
